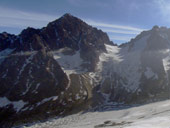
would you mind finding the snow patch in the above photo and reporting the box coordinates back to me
[0,97,27,112]
[53,48,86,76]
[163,56,170,73]
[101,44,123,63]
[144,67,158,79]
[36,96,59,106]
[18,53,35,78]
[32,83,41,94]
[75,94,81,100]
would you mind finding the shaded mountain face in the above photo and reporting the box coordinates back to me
[0,13,113,125]
[1,14,170,126]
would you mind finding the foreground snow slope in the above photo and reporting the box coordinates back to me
[21,100,170,128]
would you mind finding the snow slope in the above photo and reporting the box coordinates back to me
[93,44,122,84]
[52,48,86,76]
[19,100,170,128]
[96,35,151,94]
[116,35,150,92]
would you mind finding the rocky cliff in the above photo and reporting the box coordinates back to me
[0,13,113,127]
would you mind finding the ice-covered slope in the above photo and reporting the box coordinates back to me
[21,99,170,128]
[95,26,170,104]
[52,48,87,76]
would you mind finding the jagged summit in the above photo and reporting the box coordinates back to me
[152,25,159,30]
[151,25,168,31]
[47,13,88,28]
[0,14,113,51]
[61,13,76,19]
[120,25,170,51]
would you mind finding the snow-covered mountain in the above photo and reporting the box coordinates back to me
[1,14,170,127]
[97,26,170,104]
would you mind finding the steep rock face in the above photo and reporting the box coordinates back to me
[42,13,113,71]
[0,32,20,51]
[0,50,70,126]
[0,14,113,126]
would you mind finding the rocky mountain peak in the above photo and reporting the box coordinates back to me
[20,27,40,37]
[0,14,117,126]
[47,13,88,30]
[145,25,170,51]
[152,25,159,31]
[151,25,168,32]
[122,25,170,53]
[60,13,77,20]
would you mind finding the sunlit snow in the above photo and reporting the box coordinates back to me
[53,48,86,76]
[0,97,27,112]
[21,100,170,128]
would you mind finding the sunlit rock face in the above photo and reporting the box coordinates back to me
[1,13,170,126]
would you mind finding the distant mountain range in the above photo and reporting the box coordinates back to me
[1,13,170,127]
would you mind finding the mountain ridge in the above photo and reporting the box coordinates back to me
[1,14,170,127]
[0,13,114,127]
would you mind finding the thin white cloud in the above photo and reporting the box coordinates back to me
[84,19,146,42]
[0,18,48,28]
[101,28,140,35]
[86,20,145,32]
[0,6,58,28]
[0,7,145,43]
[0,7,58,22]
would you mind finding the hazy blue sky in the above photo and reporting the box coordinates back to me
[0,0,170,44]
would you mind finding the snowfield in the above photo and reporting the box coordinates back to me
[52,48,86,76]
[20,99,170,128]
